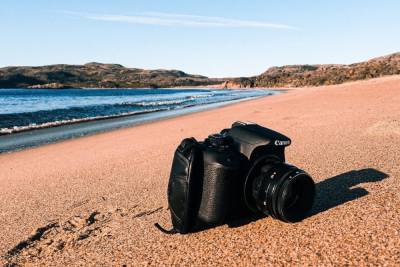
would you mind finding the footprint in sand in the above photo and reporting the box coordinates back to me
[4,206,163,265]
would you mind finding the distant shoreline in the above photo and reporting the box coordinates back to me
[1,52,398,89]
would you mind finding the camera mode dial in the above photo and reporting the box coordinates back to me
[207,133,233,149]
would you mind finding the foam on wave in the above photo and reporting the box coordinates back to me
[0,107,169,135]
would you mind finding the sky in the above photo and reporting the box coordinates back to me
[1,0,399,77]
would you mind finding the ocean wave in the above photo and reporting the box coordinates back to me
[120,95,215,107]
[229,91,273,97]
[185,93,214,99]
[0,107,170,135]
[0,89,276,135]
[122,99,189,107]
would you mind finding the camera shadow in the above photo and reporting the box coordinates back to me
[227,212,266,228]
[310,168,389,216]
[227,168,388,228]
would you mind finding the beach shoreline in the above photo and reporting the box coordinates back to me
[1,75,400,265]
[0,93,277,153]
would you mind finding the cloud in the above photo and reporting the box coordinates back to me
[63,11,298,30]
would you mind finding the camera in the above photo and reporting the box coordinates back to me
[159,122,315,234]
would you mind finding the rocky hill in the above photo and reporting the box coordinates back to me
[254,52,400,87]
[221,77,255,89]
[0,63,219,88]
[0,52,399,89]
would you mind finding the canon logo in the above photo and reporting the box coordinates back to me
[274,140,291,146]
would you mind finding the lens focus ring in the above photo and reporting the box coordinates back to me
[250,162,315,222]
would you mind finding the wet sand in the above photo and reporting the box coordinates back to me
[1,75,400,266]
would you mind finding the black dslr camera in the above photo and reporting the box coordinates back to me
[157,122,315,234]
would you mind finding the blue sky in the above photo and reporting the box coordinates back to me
[1,0,399,77]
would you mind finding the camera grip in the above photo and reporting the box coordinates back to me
[197,150,241,225]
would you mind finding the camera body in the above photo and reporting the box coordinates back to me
[196,122,292,225]
[166,122,315,234]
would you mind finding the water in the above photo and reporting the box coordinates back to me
[0,88,277,135]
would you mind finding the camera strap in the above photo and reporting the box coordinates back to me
[154,223,178,234]
[157,137,201,235]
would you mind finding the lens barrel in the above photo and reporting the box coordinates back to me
[244,159,315,222]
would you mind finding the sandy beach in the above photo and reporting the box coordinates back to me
[1,75,400,265]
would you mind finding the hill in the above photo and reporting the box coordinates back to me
[0,63,219,89]
[0,52,399,89]
[254,52,400,87]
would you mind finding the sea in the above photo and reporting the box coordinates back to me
[0,88,278,134]
[0,88,279,152]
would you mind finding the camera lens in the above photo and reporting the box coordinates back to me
[244,159,315,222]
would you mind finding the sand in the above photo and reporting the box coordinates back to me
[1,75,400,266]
